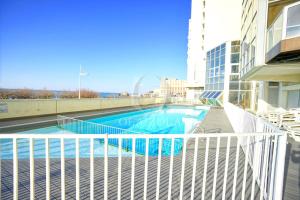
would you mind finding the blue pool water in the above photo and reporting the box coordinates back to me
[0,106,208,159]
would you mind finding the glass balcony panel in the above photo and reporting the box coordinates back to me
[273,13,283,46]
[267,12,283,51]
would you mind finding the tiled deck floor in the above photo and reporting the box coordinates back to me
[1,138,261,200]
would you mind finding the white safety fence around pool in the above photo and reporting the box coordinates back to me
[0,132,286,200]
[224,102,287,200]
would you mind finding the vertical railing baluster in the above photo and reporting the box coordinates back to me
[167,138,174,200]
[250,136,257,200]
[212,137,220,200]
[13,138,18,200]
[232,137,240,200]
[260,136,270,200]
[179,137,187,200]
[241,136,250,200]
[90,138,94,200]
[61,138,65,200]
[76,138,80,200]
[131,138,136,200]
[104,136,108,200]
[191,138,199,200]
[144,138,149,200]
[222,136,231,200]
[45,138,50,200]
[268,135,278,200]
[118,138,123,200]
[156,138,162,200]
[201,138,210,200]
[30,138,35,200]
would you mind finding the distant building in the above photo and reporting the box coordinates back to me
[160,78,187,97]
[186,0,241,100]
[120,92,130,97]
[143,89,160,98]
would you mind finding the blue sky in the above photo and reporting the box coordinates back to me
[0,0,190,93]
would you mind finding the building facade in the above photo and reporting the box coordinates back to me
[186,0,241,100]
[202,40,252,107]
[240,0,300,113]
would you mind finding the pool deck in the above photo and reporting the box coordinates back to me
[194,107,234,133]
[1,137,261,200]
[284,137,300,200]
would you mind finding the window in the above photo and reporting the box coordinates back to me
[231,53,240,63]
[231,65,239,73]
[220,55,225,65]
[220,65,225,74]
[221,43,226,49]
[229,82,239,90]
[231,40,240,46]
[231,45,240,53]
[230,75,239,81]
[216,56,220,66]
[286,4,300,37]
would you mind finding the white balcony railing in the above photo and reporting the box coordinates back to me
[267,1,300,51]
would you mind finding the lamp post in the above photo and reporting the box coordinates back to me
[78,65,88,99]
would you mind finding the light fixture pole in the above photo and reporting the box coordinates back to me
[78,65,88,99]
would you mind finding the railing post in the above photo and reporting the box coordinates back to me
[29,138,35,200]
[179,138,187,200]
[156,138,162,200]
[118,138,123,200]
[90,138,94,200]
[131,138,136,200]
[61,138,65,200]
[167,138,175,200]
[191,138,199,200]
[272,133,287,200]
[76,138,80,200]
[232,137,240,200]
[13,138,18,200]
[212,137,220,200]
[144,138,149,200]
[242,136,250,200]
[104,135,108,200]
[45,138,50,200]
[202,138,210,200]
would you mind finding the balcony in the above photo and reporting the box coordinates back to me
[241,2,300,82]
[266,1,300,63]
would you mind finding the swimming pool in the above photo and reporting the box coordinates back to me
[0,105,208,159]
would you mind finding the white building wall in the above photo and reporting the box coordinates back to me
[204,0,241,51]
[187,0,241,100]
[187,0,205,86]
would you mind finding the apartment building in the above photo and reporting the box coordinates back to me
[240,0,300,113]
[159,78,187,97]
[186,0,241,99]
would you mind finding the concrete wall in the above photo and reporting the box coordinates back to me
[0,98,165,120]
